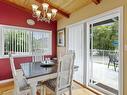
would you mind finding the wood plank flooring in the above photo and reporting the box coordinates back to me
[0,81,97,95]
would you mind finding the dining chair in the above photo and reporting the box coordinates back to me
[32,49,44,63]
[108,52,119,71]
[9,53,32,95]
[42,50,75,95]
[9,53,45,95]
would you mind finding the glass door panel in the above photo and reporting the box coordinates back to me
[88,16,119,95]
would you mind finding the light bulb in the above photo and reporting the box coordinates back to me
[51,9,57,16]
[47,13,52,20]
[32,4,38,11]
[36,10,41,17]
[42,3,49,12]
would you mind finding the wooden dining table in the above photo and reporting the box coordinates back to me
[21,61,79,95]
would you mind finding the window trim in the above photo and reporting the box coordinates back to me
[0,24,52,58]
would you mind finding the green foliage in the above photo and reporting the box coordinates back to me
[93,21,118,51]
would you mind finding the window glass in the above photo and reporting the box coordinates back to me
[0,26,52,57]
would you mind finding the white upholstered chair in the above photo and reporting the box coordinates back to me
[9,53,44,95]
[43,50,75,95]
[9,53,31,95]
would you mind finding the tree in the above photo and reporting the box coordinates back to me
[92,21,118,55]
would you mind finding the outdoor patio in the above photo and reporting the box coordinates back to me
[92,55,119,90]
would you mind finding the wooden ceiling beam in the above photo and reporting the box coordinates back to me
[36,0,70,18]
[0,0,32,14]
[91,0,102,5]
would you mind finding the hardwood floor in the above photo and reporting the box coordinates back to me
[0,81,97,95]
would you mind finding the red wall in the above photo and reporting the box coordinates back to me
[0,2,57,81]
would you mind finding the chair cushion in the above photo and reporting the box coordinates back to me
[18,78,30,91]
[18,78,42,91]
[43,78,57,91]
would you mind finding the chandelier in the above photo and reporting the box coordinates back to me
[32,3,57,23]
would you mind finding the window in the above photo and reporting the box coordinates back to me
[3,28,31,55]
[32,31,52,55]
[0,25,52,57]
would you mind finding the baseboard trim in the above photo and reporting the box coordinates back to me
[0,78,13,84]
[73,80,86,88]
[73,80,103,95]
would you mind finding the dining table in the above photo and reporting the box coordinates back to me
[21,61,79,95]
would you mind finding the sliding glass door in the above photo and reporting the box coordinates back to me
[88,15,120,95]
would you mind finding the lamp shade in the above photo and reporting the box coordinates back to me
[36,10,41,17]
[47,13,52,20]
[32,4,38,11]
[51,9,57,16]
[42,3,49,12]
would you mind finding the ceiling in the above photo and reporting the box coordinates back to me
[1,0,101,20]
[48,0,92,13]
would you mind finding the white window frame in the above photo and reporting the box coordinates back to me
[0,25,52,58]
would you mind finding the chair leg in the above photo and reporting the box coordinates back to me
[41,85,46,95]
[114,62,116,71]
[69,87,72,95]
[13,88,18,95]
[40,85,44,95]
[28,90,32,95]
[56,92,59,95]
[13,90,17,95]
[108,61,111,68]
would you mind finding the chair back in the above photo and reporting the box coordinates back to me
[56,50,75,91]
[9,53,17,79]
[109,53,119,63]
[32,49,44,62]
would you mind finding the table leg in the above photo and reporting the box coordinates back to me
[30,82,37,95]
